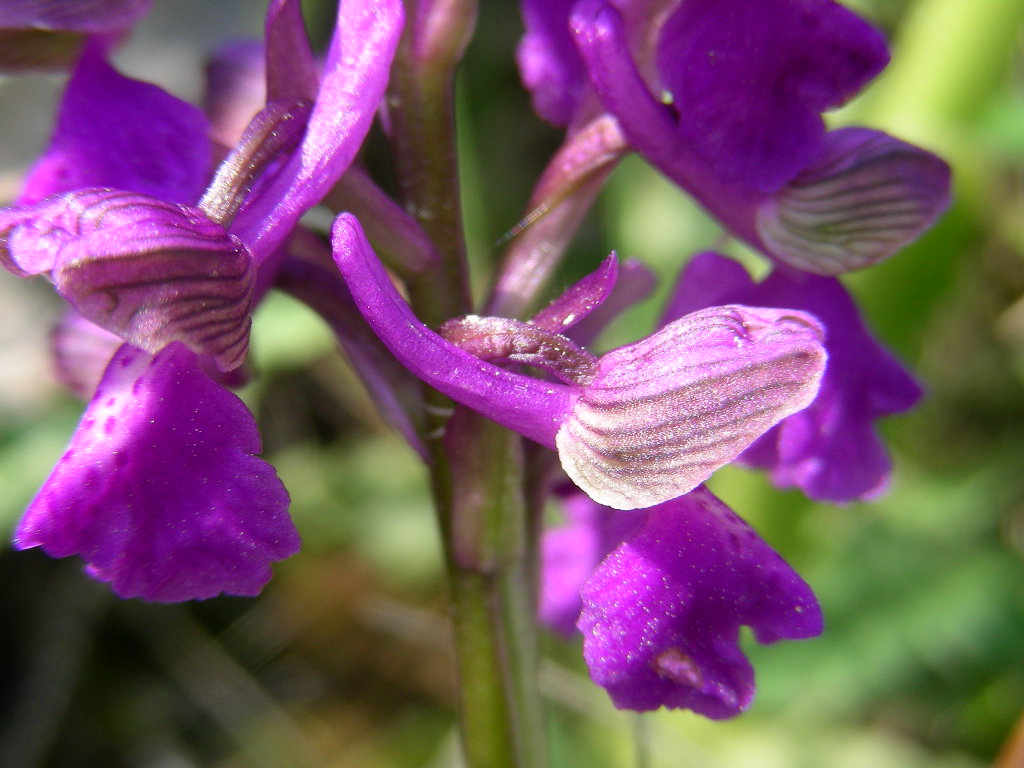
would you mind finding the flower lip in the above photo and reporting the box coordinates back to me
[334,212,828,512]
[14,342,298,602]
[578,486,823,716]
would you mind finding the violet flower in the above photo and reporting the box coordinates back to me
[520,0,951,275]
[0,0,404,600]
[665,252,922,502]
[332,213,827,510]
[547,486,822,717]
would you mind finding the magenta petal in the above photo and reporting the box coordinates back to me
[237,0,405,262]
[51,310,123,399]
[578,486,822,716]
[656,0,889,192]
[331,213,576,446]
[539,490,645,636]
[669,253,922,501]
[517,0,584,125]
[19,46,210,205]
[14,343,298,602]
[529,253,625,335]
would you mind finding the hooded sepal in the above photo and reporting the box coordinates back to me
[654,0,889,193]
[3,189,256,372]
[557,305,827,509]
[756,128,952,274]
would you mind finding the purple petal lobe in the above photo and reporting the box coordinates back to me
[20,47,210,204]
[756,128,953,274]
[518,0,584,125]
[14,342,298,602]
[656,0,889,192]
[332,214,575,446]
[236,0,405,262]
[530,253,618,333]
[669,253,922,501]
[540,490,645,636]
[51,310,123,399]
[578,487,822,716]
[557,305,827,509]
[22,189,256,371]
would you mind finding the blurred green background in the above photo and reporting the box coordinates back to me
[1,0,1023,766]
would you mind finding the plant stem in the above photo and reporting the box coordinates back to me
[385,3,548,766]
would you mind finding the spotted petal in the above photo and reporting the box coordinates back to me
[578,486,821,716]
[14,343,298,602]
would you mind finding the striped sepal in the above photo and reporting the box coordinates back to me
[42,189,255,371]
[757,128,951,275]
[557,306,826,509]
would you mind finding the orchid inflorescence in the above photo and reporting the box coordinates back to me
[0,0,949,745]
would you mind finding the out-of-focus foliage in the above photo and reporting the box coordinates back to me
[0,0,1022,766]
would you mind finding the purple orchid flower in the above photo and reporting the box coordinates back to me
[519,0,951,275]
[545,486,822,717]
[0,0,405,601]
[665,252,922,502]
[331,213,827,510]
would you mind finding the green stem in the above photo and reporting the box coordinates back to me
[387,0,474,324]
[445,412,547,768]
[384,3,548,766]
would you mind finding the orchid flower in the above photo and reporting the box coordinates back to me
[331,213,827,510]
[0,0,404,600]
[519,0,951,275]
